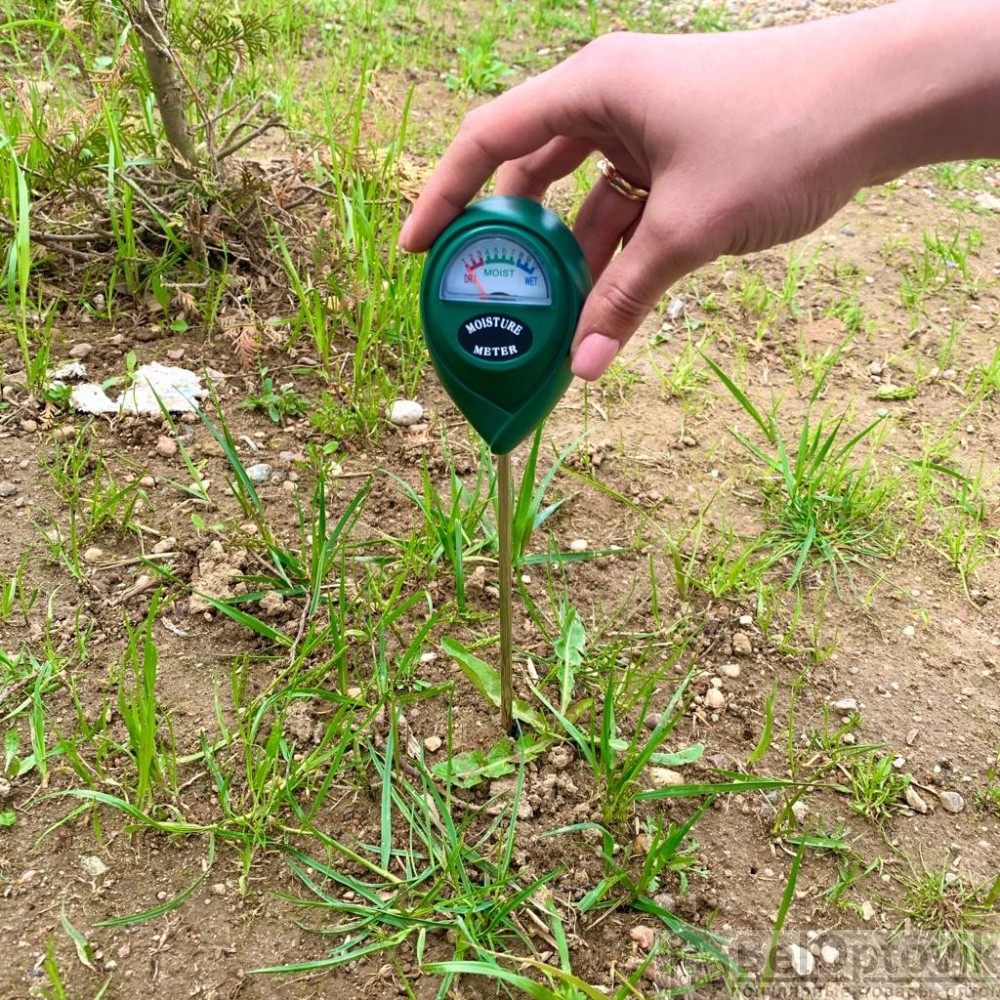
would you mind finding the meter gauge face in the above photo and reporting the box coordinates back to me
[440,234,551,306]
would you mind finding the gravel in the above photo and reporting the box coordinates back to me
[388,399,424,426]
[246,462,272,484]
[938,790,966,814]
[788,943,815,976]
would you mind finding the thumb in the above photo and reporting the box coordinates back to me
[570,208,702,381]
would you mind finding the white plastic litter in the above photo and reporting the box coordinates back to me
[118,362,209,414]
[54,362,219,415]
[69,383,118,414]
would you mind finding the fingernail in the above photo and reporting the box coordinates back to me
[571,333,619,380]
[397,216,413,249]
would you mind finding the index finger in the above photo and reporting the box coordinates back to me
[399,66,582,251]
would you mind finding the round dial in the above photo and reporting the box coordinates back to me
[440,233,551,305]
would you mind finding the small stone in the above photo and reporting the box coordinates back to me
[0,481,17,498]
[632,833,653,856]
[346,686,362,699]
[139,476,156,489]
[788,943,814,976]
[860,900,875,922]
[167,348,185,361]
[388,399,424,426]
[820,944,840,965]
[69,342,93,359]
[904,787,929,814]
[151,537,176,554]
[155,435,177,458]
[423,736,443,753]
[906,728,919,746]
[648,767,685,788]
[790,800,810,823]
[831,697,859,712]
[643,712,663,730]
[731,632,752,656]
[81,855,108,878]
[704,688,726,710]
[666,296,685,321]
[720,663,741,679]
[83,546,104,564]
[938,790,965,814]
[246,463,272,484]
[974,192,1000,212]
[630,925,656,953]
[210,882,226,896]
[902,624,916,638]
[0,777,11,801]
[569,538,588,552]
[20,419,38,433]
[259,591,285,615]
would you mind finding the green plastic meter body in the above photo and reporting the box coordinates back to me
[419,196,591,455]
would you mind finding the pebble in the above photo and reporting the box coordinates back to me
[155,435,177,458]
[0,777,11,801]
[938,790,965,814]
[666,296,685,321]
[831,697,859,712]
[630,925,656,952]
[788,943,814,976]
[902,624,916,638]
[388,399,424,426]
[731,632,752,656]
[152,537,176,554]
[210,882,226,896]
[791,800,810,823]
[83,546,104,564]
[704,688,726,710]
[719,663,741,679]
[139,476,156,489]
[860,901,875,922]
[246,463,272,484]
[820,944,840,965]
[569,538,588,552]
[81,855,108,878]
[346,686,362,699]
[648,767,685,788]
[423,736,442,753]
[68,342,93,359]
[974,192,1000,212]
[0,481,17,498]
[20,419,37,433]
[904,786,929,814]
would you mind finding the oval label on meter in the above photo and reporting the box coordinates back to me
[456,313,534,362]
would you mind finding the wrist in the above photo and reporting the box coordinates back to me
[833,0,1000,186]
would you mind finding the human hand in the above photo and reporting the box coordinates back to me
[400,1,1000,380]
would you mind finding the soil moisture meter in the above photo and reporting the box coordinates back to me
[420,196,591,733]
[419,196,591,456]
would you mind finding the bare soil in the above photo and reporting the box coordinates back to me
[1,13,999,1000]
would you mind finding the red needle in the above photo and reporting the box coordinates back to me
[465,265,489,300]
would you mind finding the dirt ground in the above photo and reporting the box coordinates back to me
[1,4,999,1000]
